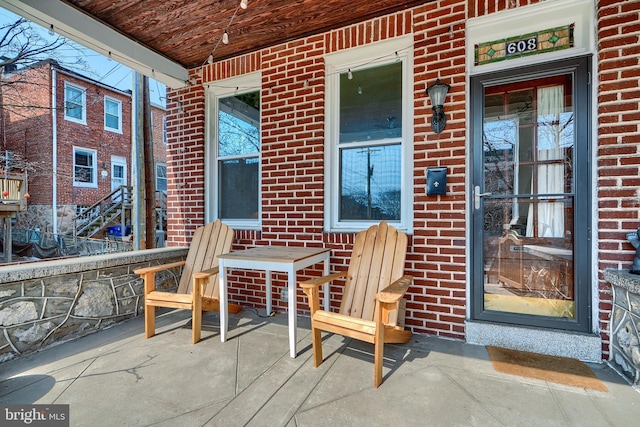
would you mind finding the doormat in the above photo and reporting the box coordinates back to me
[486,346,608,391]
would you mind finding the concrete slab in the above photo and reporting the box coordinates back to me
[1,309,639,427]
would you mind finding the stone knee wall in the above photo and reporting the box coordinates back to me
[0,247,187,363]
[605,269,640,387]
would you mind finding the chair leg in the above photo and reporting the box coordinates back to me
[192,305,202,344]
[311,325,323,367]
[374,340,384,388]
[145,304,155,339]
[374,315,385,388]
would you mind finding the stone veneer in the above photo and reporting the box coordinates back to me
[604,269,640,387]
[0,247,188,363]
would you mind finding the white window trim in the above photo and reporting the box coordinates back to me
[205,72,262,230]
[73,146,98,188]
[104,96,123,133]
[324,35,414,233]
[64,82,86,125]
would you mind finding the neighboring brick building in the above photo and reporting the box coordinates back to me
[1,60,166,235]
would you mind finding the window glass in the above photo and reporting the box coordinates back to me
[339,62,402,143]
[105,98,121,131]
[217,91,260,220]
[65,84,84,122]
[74,148,95,185]
[340,144,401,220]
[336,62,404,222]
[156,163,167,193]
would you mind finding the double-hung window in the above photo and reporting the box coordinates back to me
[64,82,86,124]
[73,147,97,187]
[156,163,167,193]
[207,73,261,228]
[325,36,413,232]
[104,97,122,132]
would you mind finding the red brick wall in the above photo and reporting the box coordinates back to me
[151,104,167,166]
[2,63,54,203]
[167,3,469,337]
[165,0,638,350]
[596,0,640,357]
[165,83,207,242]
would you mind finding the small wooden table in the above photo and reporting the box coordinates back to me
[218,246,331,358]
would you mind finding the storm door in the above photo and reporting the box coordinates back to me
[471,57,591,332]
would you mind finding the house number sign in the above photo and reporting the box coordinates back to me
[506,36,537,56]
[475,24,574,66]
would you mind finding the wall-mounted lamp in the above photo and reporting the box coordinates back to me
[426,79,451,134]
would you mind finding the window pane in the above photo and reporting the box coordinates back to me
[218,92,260,157]
[74,151,94,183]
[339,144,401,220]
[105,99,119,115]
[339,62,402,143]
[219,158,259,219]
[156,164,167,192]
[66,86,83,119]
[105,114,119,129]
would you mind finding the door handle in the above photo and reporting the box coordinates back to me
[474,185,492,210]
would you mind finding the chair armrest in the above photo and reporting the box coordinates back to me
[299,271,347,290]
[376,275,413,304]
[134,260,186,276]
[193,266,219,280]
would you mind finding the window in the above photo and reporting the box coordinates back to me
[325,36,413,232]
[64,82,86,124]
[104,97,122,132]
[156,163,167,193]
[162,117,167,144]
[206,72,261,228]
[73,147,97,187]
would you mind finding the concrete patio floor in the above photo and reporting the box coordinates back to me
[1,308,639,426]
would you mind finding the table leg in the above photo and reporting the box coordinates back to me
[322,255,330,311]
[265,270,272,316]
[219,261,228,342]
[288,266,297,358]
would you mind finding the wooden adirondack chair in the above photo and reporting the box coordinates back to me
[134,220,241,344]
[300,221,412,387]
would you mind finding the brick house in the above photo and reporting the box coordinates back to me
[1,60,166,236]
[5,0,640,366]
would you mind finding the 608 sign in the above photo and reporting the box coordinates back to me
[506,36,537,56]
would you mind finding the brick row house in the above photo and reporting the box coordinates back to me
[164,0,638,363]
[5,0,639,367]
[1,59,166,237]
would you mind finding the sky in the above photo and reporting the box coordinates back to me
[0,7,166,106]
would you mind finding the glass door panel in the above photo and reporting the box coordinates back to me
[480,75,575,319]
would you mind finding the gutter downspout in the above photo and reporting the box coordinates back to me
[52,69,58,235]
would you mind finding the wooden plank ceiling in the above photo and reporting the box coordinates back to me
[65,0,428,69]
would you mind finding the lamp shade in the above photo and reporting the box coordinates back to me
[426,79,450,107]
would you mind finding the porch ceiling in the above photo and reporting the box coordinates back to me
[2,0,428,87]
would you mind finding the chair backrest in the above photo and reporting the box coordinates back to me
[176,220,234,298]
[339,221,408,323]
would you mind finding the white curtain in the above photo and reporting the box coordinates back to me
[526,85,565,238]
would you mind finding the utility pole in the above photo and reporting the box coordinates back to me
[132,73,143,250]
[143,77,155,248]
